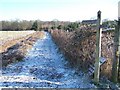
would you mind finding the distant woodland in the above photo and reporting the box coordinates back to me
[0,19,116,31]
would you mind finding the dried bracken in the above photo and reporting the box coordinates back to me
[50,29,114,79]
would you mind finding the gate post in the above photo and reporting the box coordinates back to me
[93,10,102,84]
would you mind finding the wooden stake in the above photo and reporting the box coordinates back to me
[111,20,119,83]
[118,18,120,82]
[111,2,120,83]
[94,10,102,84]
[118,3,120,82]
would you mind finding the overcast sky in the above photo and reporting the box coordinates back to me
[0,0,119,21]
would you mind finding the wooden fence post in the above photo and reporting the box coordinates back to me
[111,19,120,83]
[94,10,102,84]
[118,17,120,82]
[118,1,120,82]
[111,2,120,83]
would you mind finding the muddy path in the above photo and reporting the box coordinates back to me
[0,32,95,88]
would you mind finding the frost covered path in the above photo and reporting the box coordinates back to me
[0,32,95,88]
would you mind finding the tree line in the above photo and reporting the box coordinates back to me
[1,20,43,31]
[0,19,116,31]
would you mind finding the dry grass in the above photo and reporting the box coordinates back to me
[0,31,35,45]
[1,31,45,66]
[0,31,45,53]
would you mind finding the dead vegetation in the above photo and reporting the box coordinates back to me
[50,29,114,79]
[1,31,44,67]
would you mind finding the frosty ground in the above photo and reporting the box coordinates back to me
[0,32,95,88]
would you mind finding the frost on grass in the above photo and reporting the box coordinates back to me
[0,32,95,88]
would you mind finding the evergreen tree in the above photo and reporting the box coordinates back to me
[31,20,38,31]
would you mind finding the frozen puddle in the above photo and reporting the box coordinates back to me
[0,32,95,88]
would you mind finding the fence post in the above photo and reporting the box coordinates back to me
[111,2,120,83]
[118,17,120,82]
[93,10,102,84]
[118,1,120,83]
[112,20,120,83]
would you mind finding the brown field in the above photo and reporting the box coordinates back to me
[0,31,35,46]
[0,31,36,53]
[1,31,44,66]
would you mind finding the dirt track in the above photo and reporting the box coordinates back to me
[1,32,95,88]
